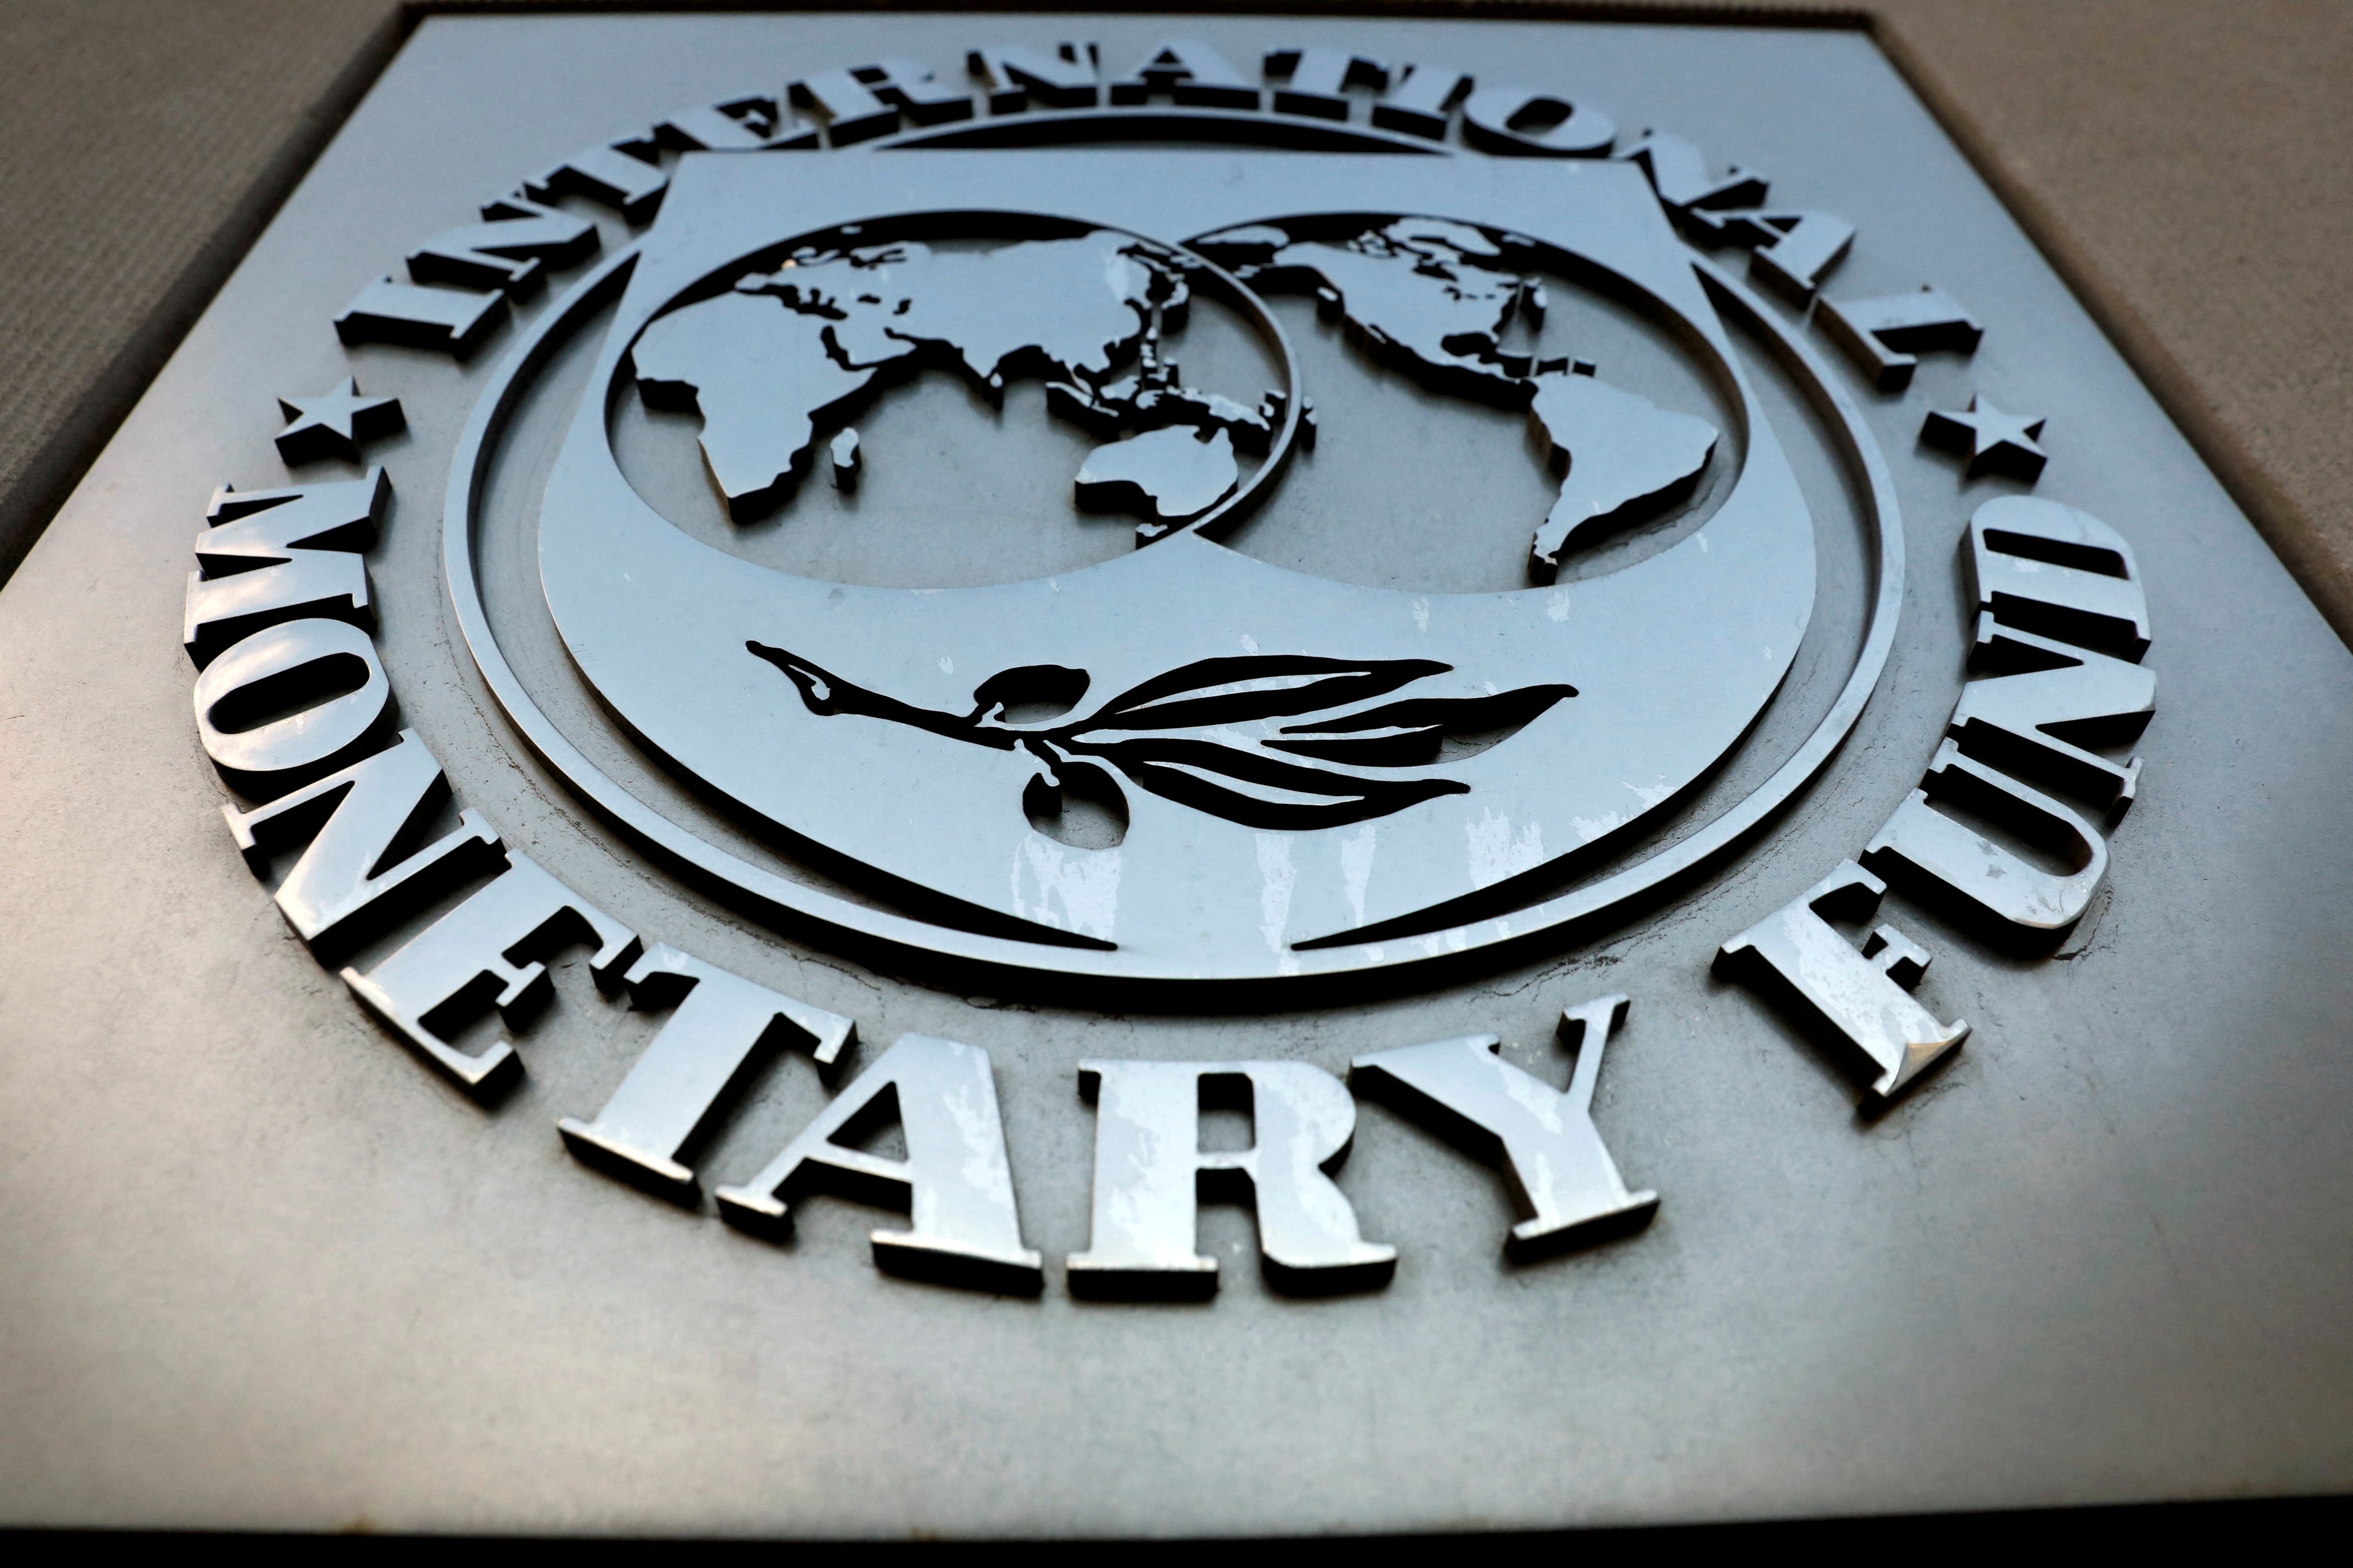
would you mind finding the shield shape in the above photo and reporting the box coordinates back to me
[501,153,1827,978]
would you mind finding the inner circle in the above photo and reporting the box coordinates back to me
[448,164,1899,990]
[610,211,1303,590]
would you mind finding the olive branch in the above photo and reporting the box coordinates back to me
[749,642,1573,833]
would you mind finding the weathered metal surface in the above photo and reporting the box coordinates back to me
[0,13,2347,1538]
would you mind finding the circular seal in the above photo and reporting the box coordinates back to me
[444,162,1901,990]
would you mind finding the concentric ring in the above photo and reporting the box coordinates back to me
[445,209,1901,999]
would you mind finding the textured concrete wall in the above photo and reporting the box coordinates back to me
[2,1,2345,638]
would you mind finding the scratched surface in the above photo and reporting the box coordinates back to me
[0,14,2347,1535]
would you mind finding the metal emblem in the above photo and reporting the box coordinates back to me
[446,153,1883,986]
[171,25,2160,1318]
[37,9,2353,1534]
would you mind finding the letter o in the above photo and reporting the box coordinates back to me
[1460,86,1615,157]
[194,617,392,792]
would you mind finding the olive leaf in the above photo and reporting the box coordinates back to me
[750,643,1573,833]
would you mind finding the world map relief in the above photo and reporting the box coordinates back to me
[630,230,1274,527]
[1190,217,1720,578]
[631,216,1718,574]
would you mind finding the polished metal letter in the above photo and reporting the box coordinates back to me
[1816,285,1981,391]
[856,59,975,125]
[967,44,1100,113]
[1109,40,1260,109]
[715,1035,1040,1295]
[560,944,853,1204]
[184,551,371,668]
[1349,995,1658,1261]
[522,136,667,222]
[1262,47,1387,120]
[1714,863,1969,1103]
[1951,615,2154,817]
[223,728,502,953]
[1065,1061,1396,1300]
[1864,740,2108,947]
[192,617,394,795]
[1615,130,1854,300]
[1370,63,1469,138]
[341,855,639,1098]
[407,196,600,296]
[657,95,816,152]
[334,277,506,358]
[195,469,388,573]
[1617,131,1768,214]
[1969,496,2150,659]
[788,68,901,144]
[1685,207,1856,302]
[1461,85,1615,157]
[187,469,389,667]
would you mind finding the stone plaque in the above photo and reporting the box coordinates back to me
[1,11,2347,1537]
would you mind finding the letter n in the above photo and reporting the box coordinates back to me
[223,728,503,956]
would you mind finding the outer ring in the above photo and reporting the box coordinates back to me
[445,149,1904,1002]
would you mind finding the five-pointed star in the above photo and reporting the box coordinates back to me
[1921,395,2048,482]
[274,377,405,465]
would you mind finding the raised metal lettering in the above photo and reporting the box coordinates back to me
[522,136,667,222]
[789,68,901,144]
[1864,740,2108,945]
[335,277,506,357]
[560,944,854,1204]
[1460,84,1615,157]
[1952,615,2154,817]
[655,95,813,152]
[1618,130,1768,213]
[1816,285,1982,391]
[1969,496,2150,659]
[196,469,387,568]
[1109,40,1260,109]
[1066,1060,1395,1299]
[407,196,600,296]
[1685,208,1855,301]
[186,470,388,666]
[340,855,639,1098]
[192,617,394,795]
[223,728,502,953]
[1350,995,1658,1260]
[1370,63,1469,138]
[1714,863,1969,1103]
[967,44,1100,113]
[1262,47,1387,120]
[857,59,974,125]
[184,551,371,668]
[715,1034,1040,1295]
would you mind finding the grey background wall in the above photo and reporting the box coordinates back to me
[1,1,2345,638]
